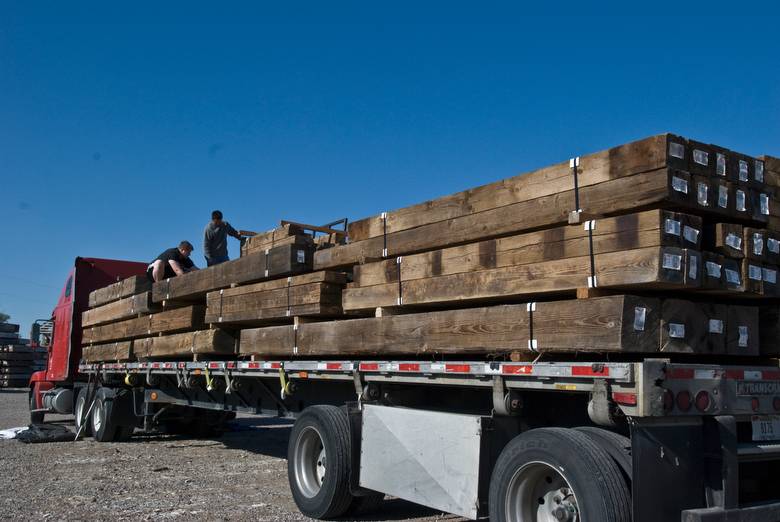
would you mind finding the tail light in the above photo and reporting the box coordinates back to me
[751,397,760,412]
[774,397,780,411]
[663,389,675,411]
[676,390,692,412]
[695,391,711,412]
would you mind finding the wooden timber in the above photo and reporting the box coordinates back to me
[343,246,690,312]
[759,305,780,355]
[239,295,661,357]
[134,329,236,359]
[726,306,760,356]
[741,260,764,295]
[659,300,727,354]
[240,223,304,257]
[352,210,701,288]
[82,291,160,327]
[204,271,346,326]
[317,167,696,270]
[704,223,744,259]
[82,341,134,362]
[743,227,767,261]
[153,237,315,304]
[0,323,19,334]
[81,305,205,345]
[89,276,151,308]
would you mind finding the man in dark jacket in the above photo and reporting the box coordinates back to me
[147,241,198,282]
[203,210,242,266]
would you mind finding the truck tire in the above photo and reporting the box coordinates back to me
[287,405,354,519]
[91,388,117,442]
[488,427,631,522]
[29,390,44,424]
[74,387,92,436]
[573,426,632,483]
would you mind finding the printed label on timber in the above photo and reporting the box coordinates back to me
[737,381,780,396]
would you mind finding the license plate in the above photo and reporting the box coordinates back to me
[752,415,780,441]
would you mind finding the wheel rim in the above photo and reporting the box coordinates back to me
[75,397,85,428]
[92,399,103,433]
[293,426,326,498]
[505,461,579,522]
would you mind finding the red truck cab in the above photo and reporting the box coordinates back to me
[29,257,147,421]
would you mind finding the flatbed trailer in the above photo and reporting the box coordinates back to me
[77,356,780,521]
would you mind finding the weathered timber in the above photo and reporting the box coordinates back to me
[317,167,694,270]
[352,210,700,287]
[0,323,19,334]
[82,291,160,327]
[89,276,152,308]
[347,134,689,242]
[241,228,306,257]
[343,246,689,312]
[659,300,726,354]
[239,295,660,357]
[741,260,764,295]
[726,306,760,356]
[759,305,780,355]
[81,306,205,344]
[153,237,315,304]
[701,252,726,291]
[743,227,767,261]
[134,329,236,359]
[704,223,744,259]
[82,342,133,362]
[762,265,779,297]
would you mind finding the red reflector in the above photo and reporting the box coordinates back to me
[502,365,533,375]
[446,364,470,373]
[399,363,420,372]
[751,397,760,412]
[360,363,379,371]
[773,397,780,411]
[270,362,281,369]
[209,363,219,369]
[668,368,694,380]
[695,391,711,412]
[676,390,692,412]
[248,362,260,369]
[572,365,610,377]
[227,362,235,369]
[725,370,744,380]
[612,392,637,406]
[325,363,342,370]
[763,370,780,380]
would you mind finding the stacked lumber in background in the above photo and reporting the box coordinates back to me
[1,324,45,387]
[83,133,780,362]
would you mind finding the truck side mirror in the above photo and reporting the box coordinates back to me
[32,320,53,349]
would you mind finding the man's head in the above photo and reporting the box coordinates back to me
[178,240,194,257]
[211,210,223,225]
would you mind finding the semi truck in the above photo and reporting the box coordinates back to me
[28,256,780,521]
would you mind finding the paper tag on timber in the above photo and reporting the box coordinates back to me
[526,302,536,312]
[705,261,722,278]
[697,182,709,207]
[296,249,306,263]
[569,157,580,168]
[708,319,724,334]
[683,225,700,245]
[662,253,682,271]
[725,268,741,285]
[669,142,685,159]
[528,339,538,352]
[725,233,742,251]
[583,220,596,231]
[755,159,765,183]
[739,160,749,182]
[665,219,681,236]
[748,264,762,281]
[753,233,765,256]
[763,268,777,284]
[738,326,749,348]
[668,323,686,339]
[769,238,780,254]
[688,258,698,280]
[633,307,646,331]
[716,153,727,177]
[672,176,688,194]
[718,185,729,208]
[693,149,709,166]
[760,193,770,215]
[736,190,747,212]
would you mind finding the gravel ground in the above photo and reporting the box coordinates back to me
[0,389,464,521]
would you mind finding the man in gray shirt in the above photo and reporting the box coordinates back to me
[203,210,242,266]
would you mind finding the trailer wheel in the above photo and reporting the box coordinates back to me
[573,426,632,483]
[91,388,117,442]
[74,387,92,436]
[288,405,354,519]
[489,428,631,522]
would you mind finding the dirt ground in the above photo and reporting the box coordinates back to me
[0,389,463,521]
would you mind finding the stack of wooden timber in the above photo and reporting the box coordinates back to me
[1,324,45,387]
[83,133,780,361]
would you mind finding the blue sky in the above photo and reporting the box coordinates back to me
[2,7,779,334]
